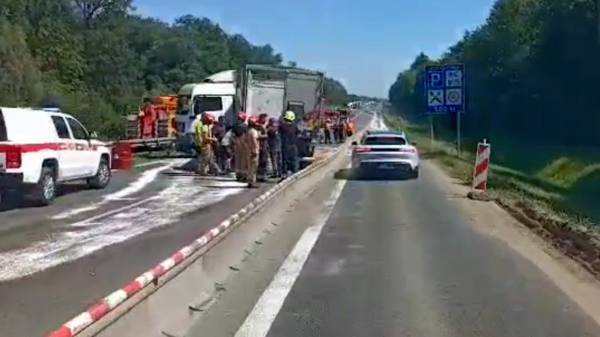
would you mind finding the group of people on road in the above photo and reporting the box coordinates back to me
[319,116,354,144]
[192,110,301,188]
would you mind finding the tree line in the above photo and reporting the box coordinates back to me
[388,0,599,150]
[0,0,354,139]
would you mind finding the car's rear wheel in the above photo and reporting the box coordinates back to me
[411,168,419,179]
[32,167,56,206]
[353,166,372,180]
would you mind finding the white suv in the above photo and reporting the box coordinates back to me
[0,107,112,205]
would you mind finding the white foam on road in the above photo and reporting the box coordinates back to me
[234,177,347,337]
[51,159,188,220]
[368,112,388,130]
[0,176,245,281]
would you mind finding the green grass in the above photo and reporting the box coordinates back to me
[385,114,600,236]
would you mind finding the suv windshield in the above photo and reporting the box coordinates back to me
[364,136,407,146]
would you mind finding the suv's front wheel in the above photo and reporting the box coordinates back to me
[88,157,111,189]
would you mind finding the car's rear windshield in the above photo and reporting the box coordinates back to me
[364,136,406,145]
[0,109,7,141]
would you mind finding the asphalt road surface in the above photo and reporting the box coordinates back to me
[186,161,600,337]
[0,112,372,337]
[0,166,278,337]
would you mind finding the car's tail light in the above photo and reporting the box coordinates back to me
[399,148,416,153]
[356,147,371,153]
[6,146,22,168]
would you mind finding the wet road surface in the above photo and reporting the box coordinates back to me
[0,112,371,337]
[186,161,600,337]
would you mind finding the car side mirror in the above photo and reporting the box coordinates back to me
[351,141,358,146]
[411,141,417,146]
[89,131,98,139]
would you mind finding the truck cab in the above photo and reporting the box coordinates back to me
[175,71,238,153]
[191,72,237,125]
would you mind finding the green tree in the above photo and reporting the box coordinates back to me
[0,3,355,138]
[388,0,599,146]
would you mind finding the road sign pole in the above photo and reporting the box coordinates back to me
[429,115,435,151]
[456,110,461,157]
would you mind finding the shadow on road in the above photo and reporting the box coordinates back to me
[0,184,88,212]
[333,168,416,182]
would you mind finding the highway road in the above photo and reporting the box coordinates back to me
[0,113,371,337]
[0,158,277,337]
[184,137,600,336]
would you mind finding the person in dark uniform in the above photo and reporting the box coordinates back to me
[279,111,299,175]
[256,113,270,182]
[266,117,282,178]
[213,116,228,173]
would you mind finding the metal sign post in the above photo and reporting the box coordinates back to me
[425,64,465,157]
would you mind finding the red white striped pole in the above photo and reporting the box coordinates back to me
[472,139,491,191]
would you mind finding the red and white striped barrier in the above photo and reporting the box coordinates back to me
[45,120,370,337]
[472,141,491,191]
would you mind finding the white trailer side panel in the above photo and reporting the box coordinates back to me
[246,79,285,119]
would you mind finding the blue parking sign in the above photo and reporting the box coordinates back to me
[425,64,465,114]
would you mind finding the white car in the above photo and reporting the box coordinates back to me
[351,130,419,179]
[0,107,112,205]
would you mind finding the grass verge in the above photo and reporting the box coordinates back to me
[385,114,600,279]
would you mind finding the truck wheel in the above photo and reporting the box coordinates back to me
[32,167,57,206]
[88,158,111,189]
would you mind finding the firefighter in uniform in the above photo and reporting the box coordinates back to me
[245,116,261,188]
[195,113,220,175]
[267,117,282,178]
[345,117,354,137]
[279,111,300,175]
[256,113,270,181]
[139,97,157,138]
[192,113,204,172]
[232,112,249,182]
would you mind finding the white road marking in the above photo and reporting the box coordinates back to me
[0,177,245,281]
[234,177,347,337]
[52,159,187,220]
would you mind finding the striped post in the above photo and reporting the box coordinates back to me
[472,140,491,191]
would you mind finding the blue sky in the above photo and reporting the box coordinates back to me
[134,0,494,97]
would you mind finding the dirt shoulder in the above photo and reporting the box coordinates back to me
[386,114,600,280]
[420,155,600,327]
[381,113,600,325]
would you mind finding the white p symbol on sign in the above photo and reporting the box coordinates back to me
[429,72,442,88]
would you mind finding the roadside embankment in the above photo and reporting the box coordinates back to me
[385,114,600,281]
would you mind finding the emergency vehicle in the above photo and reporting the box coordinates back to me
[0,107,112,205]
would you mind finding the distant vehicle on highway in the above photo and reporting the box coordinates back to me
[351,130,419,179]
[0,107,112,205]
